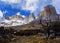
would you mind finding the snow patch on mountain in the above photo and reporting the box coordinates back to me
[0,13,35,27]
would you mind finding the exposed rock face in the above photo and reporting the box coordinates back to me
[38,5,58,22]
[23,17,29,24]
[11,14,23,20]
[0,5,60,27]
[0,13,35,27]
[38,11,44,18]
[38,11,46,20]
[29,13,35,22]
[39,5,57,17]
[44,5,58,21]
[44,5,57,16]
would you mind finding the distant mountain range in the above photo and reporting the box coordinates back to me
[0,5,60,27]
[0,13,35,27]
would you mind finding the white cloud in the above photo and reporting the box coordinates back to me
[1,0,39,13]
[0,0,51,16]
[0,10,8,18]
[22,0,50,13]
[22,0,39,13]
[0,0,22,9]
[0,10,3,18]
[52,0,60,14]
[1,0,21,4]
[1,0,60,17]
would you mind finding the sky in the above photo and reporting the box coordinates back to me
[0,0,60,18]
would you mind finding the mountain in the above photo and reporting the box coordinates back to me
[0,5,60,27]
[38,5,58,22]
[39,5,57,17]
[0,13,36,27]
[29,13,35,22]
[11,14,23,20]
[23,17,29,24]
[44,5,57,16]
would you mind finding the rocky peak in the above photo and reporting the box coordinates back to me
[11,14,23,20]
[38,11,44,18]
[44,5,57,16]
[29,13,35,22]
[29,13,35,18]
[38,5,58,21]
[38,5,57,18]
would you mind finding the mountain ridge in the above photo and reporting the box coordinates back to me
[0,5,60,27]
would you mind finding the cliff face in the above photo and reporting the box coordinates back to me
[39,5,57,17]
[44,5,57,16]
[38,5,59,22]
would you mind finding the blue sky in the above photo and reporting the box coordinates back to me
[0,0,60,18]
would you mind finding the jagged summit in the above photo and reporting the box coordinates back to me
[0,5,60,27]
[0,13,36,27]
[38,5,57,17]
[29,13,35,22]
[29,13,35,18]
[38,5,59,22]
[11,14,23,20]
[44,5,57,16]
